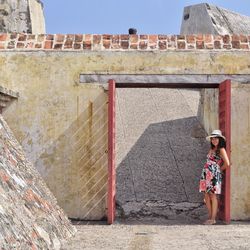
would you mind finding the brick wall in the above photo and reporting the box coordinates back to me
[0,33,249,50]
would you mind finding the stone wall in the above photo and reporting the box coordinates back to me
[0,0,45,33]
[0,115,75,249]
[0,33,250,220]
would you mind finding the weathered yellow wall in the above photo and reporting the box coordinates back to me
[231,83,250,220]
[1,50,250,220]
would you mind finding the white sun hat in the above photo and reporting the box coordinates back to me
[206,129,226,141]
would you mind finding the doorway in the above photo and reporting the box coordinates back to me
[108,79,231,224]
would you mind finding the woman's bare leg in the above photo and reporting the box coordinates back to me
[204,193,212,220]
[210,193,218,223]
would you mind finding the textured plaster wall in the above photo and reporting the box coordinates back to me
[231,83,250,220]
[0,50,250,219]
[198,88,219,134]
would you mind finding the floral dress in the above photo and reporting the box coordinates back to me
[199,152,223,194]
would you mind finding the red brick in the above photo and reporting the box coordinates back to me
[232,41,240,49]
[204,34,212,43]
[222,35,230,44]
[35,43,42,49]
[167,41,176,49]
[54,43,63,50]
[149,35,157,43]
[7,41,15,49]
[158,35,167,40]
[187,44,195,49]
[140,35,148,40]
[177,41,186,49]
[44,41,53,49]
[139,41,147,49]
[83,41,91,49]
[196,41,204,49]
[64,40,73,49]
[214,41,221,49]
[112,35,120,44]
[17,43,24,49]
[149,43,157,49]
[27,34,36,40]
[93,35,101,44]
[177,35,185,40]
[85,34,92,41]
[10,33,17,39]
[121,41,129,49]
[25,42,34,49]
[130,44,138,49]
[240,44,249,49]
[103,34,111,40]
[55,34,65,42]
[74,43,81,49]
[240,35,248,43]
[46,34,54,41]
[120,34,129,40]
[214,35,222,41]
[75,34,83,42]
[66,34,74,40]
[158,41,167,50]
[196,34,203,41]
[223,44,232,49]
[37,34,45,42]
[167,35,176,42]
[205,44,214,49]
[130,35,138,43]
[232,35,240,42]
[186,35,196,43]
[103,40,110,49]
[111,44,121,49]
[0,42,5,49]
[18,34,27,41]
[0,34,7,41]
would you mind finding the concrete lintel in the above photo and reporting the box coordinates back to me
[79,74,250,86]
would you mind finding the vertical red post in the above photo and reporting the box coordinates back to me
[219,79,231,223]
[107,79,116,224]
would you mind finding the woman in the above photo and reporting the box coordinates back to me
[199,130,230,225]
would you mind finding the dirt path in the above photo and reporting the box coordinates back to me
[61,220,250,250]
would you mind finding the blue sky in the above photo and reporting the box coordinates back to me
[42,1,250,34]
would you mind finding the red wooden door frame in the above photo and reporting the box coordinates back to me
[107,79,231,224]
[107,79,116,224]
[218,79,231,223]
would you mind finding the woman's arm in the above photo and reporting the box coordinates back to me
[220,148,230,171]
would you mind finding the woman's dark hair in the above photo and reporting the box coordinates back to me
[210,136,226,155]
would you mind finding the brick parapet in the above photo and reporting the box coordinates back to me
[0,33,250,51]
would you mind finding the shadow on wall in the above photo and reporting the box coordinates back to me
[116,116,209,222]
[34,92,108,220]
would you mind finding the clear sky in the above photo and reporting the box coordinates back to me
[41,1,250,34]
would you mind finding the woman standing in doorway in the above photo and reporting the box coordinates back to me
[199,130,230,225]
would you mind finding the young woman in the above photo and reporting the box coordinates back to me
[199,130,230,225]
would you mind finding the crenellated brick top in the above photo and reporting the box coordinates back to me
[0,33,250,51]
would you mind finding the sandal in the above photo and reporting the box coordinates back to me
[203,219,216,225]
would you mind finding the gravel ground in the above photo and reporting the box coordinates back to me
[61,219,250,250]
